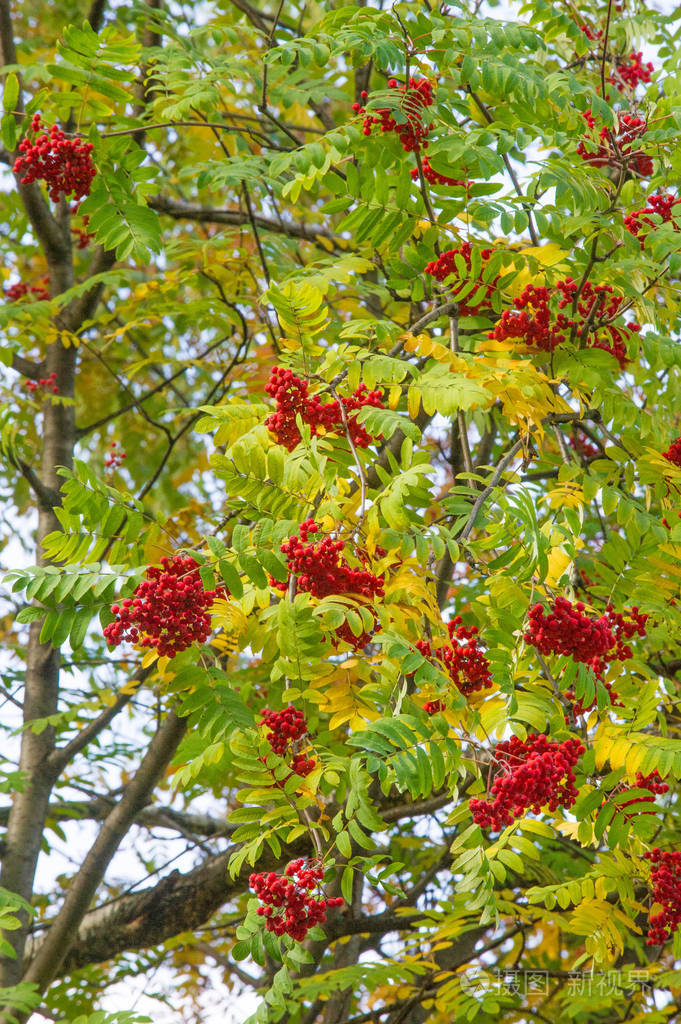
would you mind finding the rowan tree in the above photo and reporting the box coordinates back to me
[2,1,681,1023]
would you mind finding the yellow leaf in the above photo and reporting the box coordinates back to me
[540,484,585,511]
[519,242,570,267]
[141,649,158,669]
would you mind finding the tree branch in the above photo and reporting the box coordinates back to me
[149,194,336,243]
[17,710,188,1011]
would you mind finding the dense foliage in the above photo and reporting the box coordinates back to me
[3,0,681,1022]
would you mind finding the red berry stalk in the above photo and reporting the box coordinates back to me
[424,241,497,315]
[250,860,344,941]
[14,114,96,203]
[577,110,653,177]
[273,520,384,650]
[417,616,493,698]
[265,367,384,452]
[104,554,226,658]
[259,706,316,783]
[470,734,584,830]
[645,848,681,945]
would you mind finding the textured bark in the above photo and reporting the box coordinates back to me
[25,836,312,977]
[149,194,336,242]
[17,713,187,1009]
[0,1,118,990]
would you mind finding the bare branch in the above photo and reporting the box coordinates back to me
[149,195,336,243]
[19,710,188,1006]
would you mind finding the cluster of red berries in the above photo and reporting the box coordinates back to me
[104,441,127,469]
[625,193,681,244]
[259,706,316,780]
[491,284,562,351]
[611,51,654,91]
[644,848,681,945]
[6,278,49,302]
[569,430,599,460]
[265,367,384,452]
[579,24,602,42]
[662,511,681,529]
[353,79,465,189]
[412,157,468,188]
[423,699,446,714]
[618,771,669,819]
[470,734,584,830]
[491,279,640,368]
[14,114,96,203]
[250,860,343,941]
[24,372,59,395]
[424,242,497,315]
[525,597,647,695]
[663,437,681,468]
[272,520,384,649]
[71,215,95,249]
[104,554,225,658]
[353,77,434,153]
[416,616,493,697]
[558,278,639,368]
[577,110,653,177]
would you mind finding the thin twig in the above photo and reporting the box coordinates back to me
[468,88,540,246]
[332,386,368,524]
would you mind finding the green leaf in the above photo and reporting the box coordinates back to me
[3,73,19,113]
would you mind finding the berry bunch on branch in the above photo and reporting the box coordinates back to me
[71,215,95,249]
[24,372,58,395]
[610,51,654,92]
[250,860,343,941]
[618,771,669,818]
[417,616,493,699]
[424,241,497,315]
[14,114,96,203]
[104,554,225,658]
[104,440,126,470]
[259,706,316,781]
[469,734,584,830]
[6,277,49,302]
[272,520,384,650]
[352,78,465,188]
[569,429,599,461]
[663,437,681,469]
[353,77,434,153]
[645,848,681,945]
[490,278,640,368]
[577,110,653,177]
[625,193,681,244]
[413,156,468,188]
[525,597,648,711]
[265,367,384,452]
